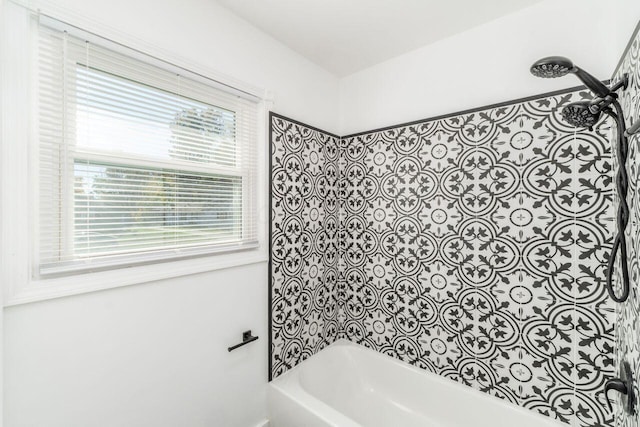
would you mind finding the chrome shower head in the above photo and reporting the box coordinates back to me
[561,101,601,129]
[530,56,611,97]
[530,56,574,78]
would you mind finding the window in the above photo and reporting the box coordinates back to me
[36,22,259,277]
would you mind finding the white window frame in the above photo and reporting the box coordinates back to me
[1,3,271,306]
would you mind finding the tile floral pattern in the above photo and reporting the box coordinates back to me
[614,23,640,427]
[338,91,615,427]
[270,113,340,378]
[270,88,616,426]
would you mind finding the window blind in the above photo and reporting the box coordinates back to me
[36,20,259,276]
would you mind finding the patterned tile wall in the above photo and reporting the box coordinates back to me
[270,89,616,426]
[270,113,340,378]
[614,23,640,427]
[338,91,615,427]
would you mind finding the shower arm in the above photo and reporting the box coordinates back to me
[603,99,631,303]
[588,72,628,113]
[610,74,629,92]
[586,76,628,114]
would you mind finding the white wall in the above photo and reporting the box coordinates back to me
[2,0,339,426]
[5,264,268,427]
[338,0,637,135]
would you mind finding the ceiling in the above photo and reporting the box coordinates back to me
[215,0,544,77]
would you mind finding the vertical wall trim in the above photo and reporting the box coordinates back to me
[268,111,274,382]
[0,0,5,423]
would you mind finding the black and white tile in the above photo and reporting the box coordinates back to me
[338,92,614,427]
[613,21,640,427]
[270,113,340,378]
[270,87,615,426]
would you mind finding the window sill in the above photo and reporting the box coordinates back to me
[4,248,268,306]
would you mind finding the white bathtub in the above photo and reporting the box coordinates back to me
[268,339,563,427]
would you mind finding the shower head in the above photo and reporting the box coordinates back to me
[561,101,602,129]
[530,56,611,98]
[530,56,574,78]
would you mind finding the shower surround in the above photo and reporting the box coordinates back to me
[270,88,615,427]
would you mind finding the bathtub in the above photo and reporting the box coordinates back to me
[268,339,563,427]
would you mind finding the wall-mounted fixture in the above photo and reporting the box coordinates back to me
[531,56,631,303]
[228,330,259,352]
[604,361,635,415]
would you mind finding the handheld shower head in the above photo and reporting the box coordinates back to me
[530,56,574,78]
[561,101,602,129]
[530,56,611,97]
